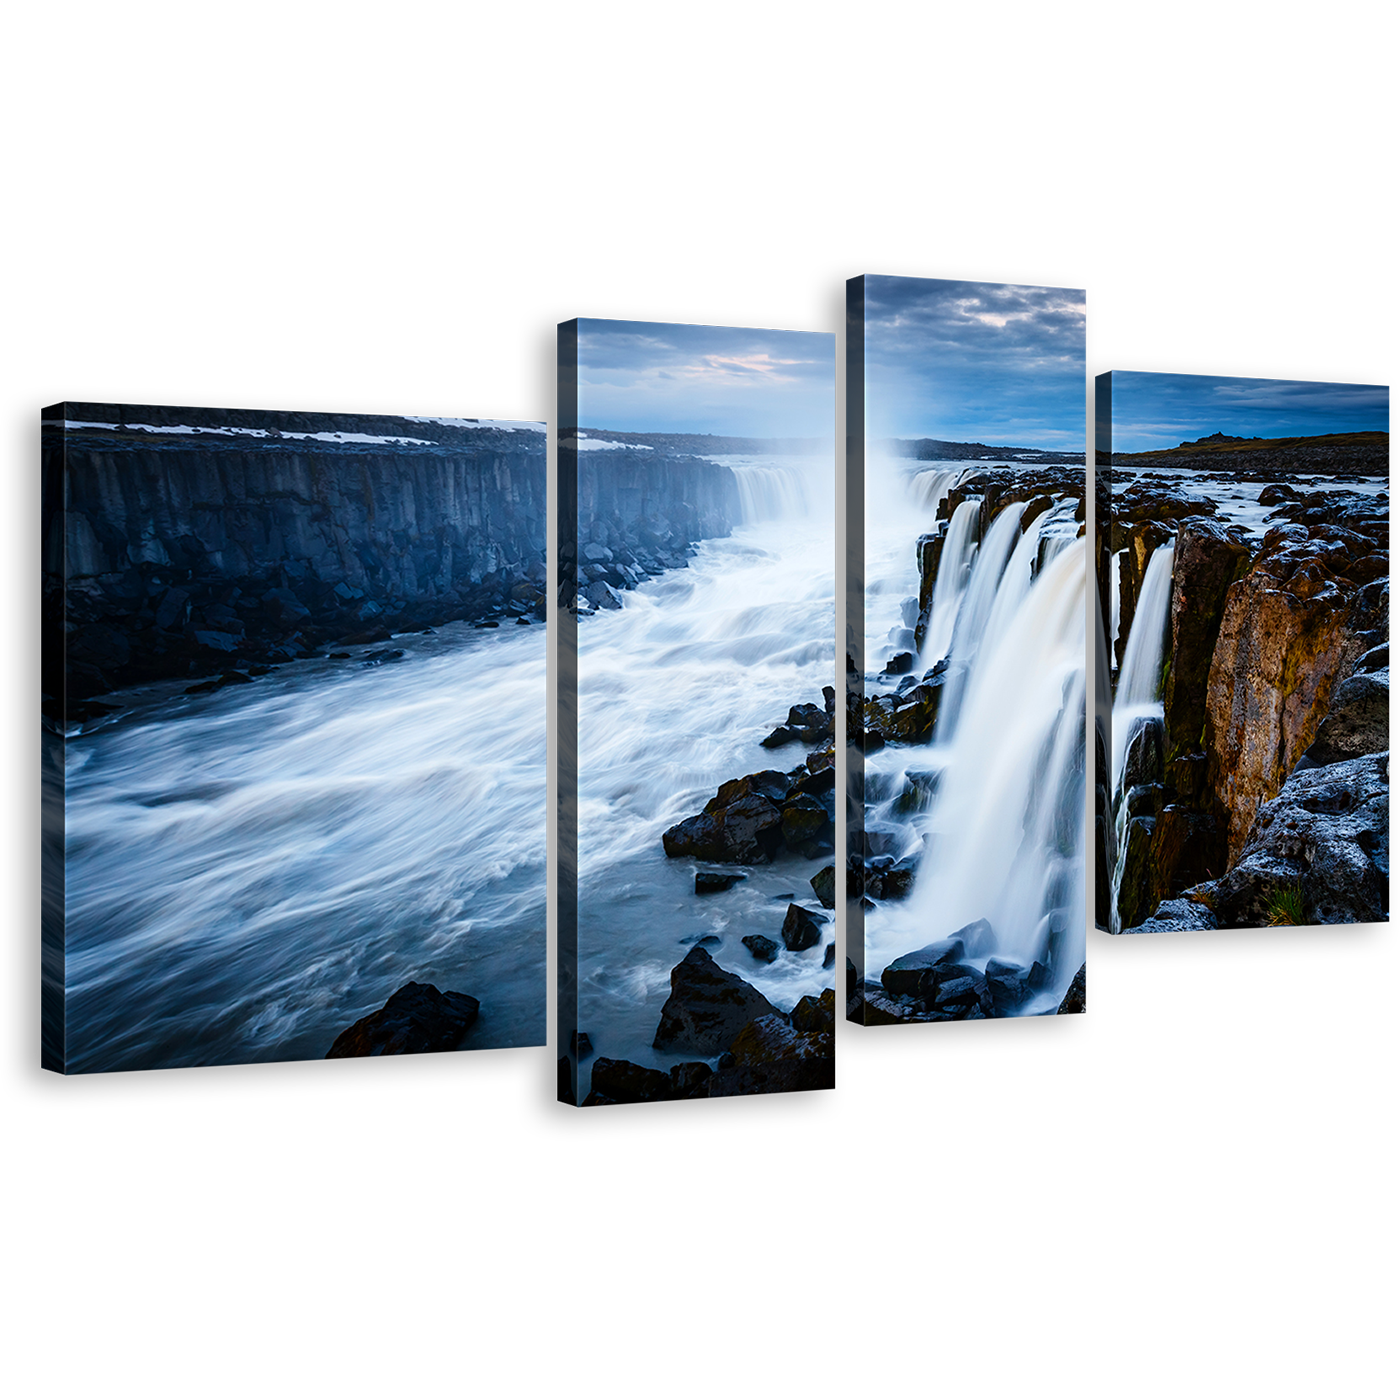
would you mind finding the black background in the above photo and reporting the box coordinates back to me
[35,263,1388,1136]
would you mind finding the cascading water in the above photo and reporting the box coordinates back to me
[920,499,979,664]
[61,623,548,1071]
[934,502,1028,736]
[856,456,1086,1008]
[1111,543,1175,792]
[573,453,835,1091]
[863,456,969,671]
[1107,540,1175,932]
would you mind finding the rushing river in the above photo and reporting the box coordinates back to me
[862,457,1087,1005]
[574,453,836,1091]
[61,623,547,1072]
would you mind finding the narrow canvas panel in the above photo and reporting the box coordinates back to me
[557,320,837,1106]
[42,404,547,1072]
[846,276,1088,1024]
[1097,372,1389,933]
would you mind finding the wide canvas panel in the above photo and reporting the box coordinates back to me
[1096,372,1389,933]
[42,404,547,1072]
[847,276,1088,1024]
[557,319,837,1106]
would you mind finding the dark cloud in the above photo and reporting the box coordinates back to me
[862,275,1087,450]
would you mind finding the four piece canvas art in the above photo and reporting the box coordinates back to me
[39,303,1391,1088]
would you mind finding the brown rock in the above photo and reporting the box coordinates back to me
[1162,519,1253,754]
[1204,556,1362,862]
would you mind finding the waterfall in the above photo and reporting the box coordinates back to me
[867,536,1087,987]
[935,502,1027,735]
[920,498,979,664]
[727,458,812,523]
[1110,542,1175,793]
[910,467,963,510]
[1110,549,1122,646]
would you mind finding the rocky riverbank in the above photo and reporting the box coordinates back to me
[1105,442,1389,931]
[566,441,742,615]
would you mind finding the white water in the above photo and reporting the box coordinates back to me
[922,499,979,663]
[1112,465,1388,536]
[863,456,968,672]
[575,453,835,1087]
[1105,542,1175,934]
[862,458,1086,999]
[1110,543,1175,794]
[62,623,547,1072]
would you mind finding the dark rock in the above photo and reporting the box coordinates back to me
[1125,897,1218,933]
[810,864,836,909]
[761,726,799,748]
[823,942,836,969]
[884,651,915,675]
[985,958,1031,1015]
[1056,963,1086,1014]
[570,1030,594,1060]
[1297,668,1389,767]
[707,1056,834,1096]
[663,779,784,864]
[587,1057,672,1104]
[325,981,480,1057]
[780,903,826,951]
[695,871,746,894]
[880,933,973,997]
[857,984,924,1025]
[1211,752,1388,927]
[668,1061,714,1098]
[652,946,779,1055]
[742,934,781,963]
[1121,715,1165,791]
[791,988,837,1035]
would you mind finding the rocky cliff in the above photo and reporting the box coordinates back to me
[45,404,548,705]
[1108,452,1389,931]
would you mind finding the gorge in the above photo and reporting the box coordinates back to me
[1098,433,1389,933]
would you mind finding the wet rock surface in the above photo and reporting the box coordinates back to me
[652,946,779,1055]
[325,981,480,1058]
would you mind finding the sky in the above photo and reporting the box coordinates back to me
[574,319,835,436]
[862,275,1086,450]
[1105,372,1390,453]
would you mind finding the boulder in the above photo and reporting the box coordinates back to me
[1210,752,1388,928]
[791,988,837,1035]
[725,1014,822,1064]
[780,903,826,951]
[742,934,781,964]
[662,771,788,864]
[985,958,1031,1014]
[695,871,746,894]
[325,981,480,1057]
[879,933,971,998]
[652,946,779,1055]
[810,864,836,909]
[585,1057,672,1105]
[1296,668,1389,767]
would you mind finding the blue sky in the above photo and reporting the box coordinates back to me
[862,275,1086,450]
[1107,372,1390,453]
[574,319,835,436]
